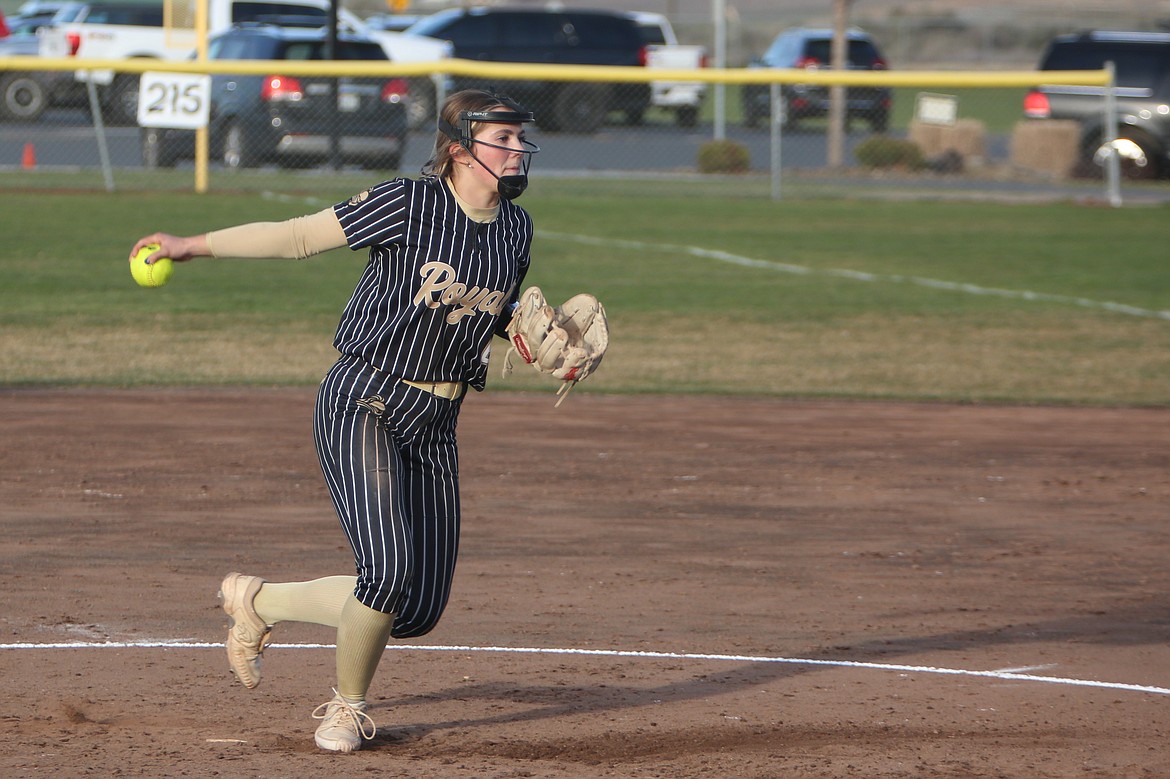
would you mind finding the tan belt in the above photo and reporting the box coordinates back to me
[401,379,466,401]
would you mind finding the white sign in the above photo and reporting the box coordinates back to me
[914,92,958,126]
[137,72,211,129]
[76,69,115,85]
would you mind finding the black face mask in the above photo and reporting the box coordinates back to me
[466,138,540,200]
[497,175,528,201]
[438,111,540,201]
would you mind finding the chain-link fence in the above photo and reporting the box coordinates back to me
[665,1,1170,68]
[1,51,1161,204]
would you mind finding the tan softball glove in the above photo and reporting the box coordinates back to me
[503,286,609,406]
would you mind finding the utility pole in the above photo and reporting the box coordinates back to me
[827,0,851,168]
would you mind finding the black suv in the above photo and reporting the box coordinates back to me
[406,7,651,132]
[1024,31,1170,180]
[742,27,891,132]
[143,21,409,170]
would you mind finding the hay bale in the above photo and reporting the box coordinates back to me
[909,119,987,167]
[909,121,944,154]
[949,119,986,163]
[1010,120,1082,179]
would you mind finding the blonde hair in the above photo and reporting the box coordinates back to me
[422,89,528,179]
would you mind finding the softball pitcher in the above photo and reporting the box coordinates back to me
[130,89,605,753]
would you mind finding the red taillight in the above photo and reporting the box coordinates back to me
[872,57,888,70]
[1023,89,1050,118]
[381,77,409,104]
[66,31,81,56]
[638,45,647,67]
[261,75,303,102]
[699,52,709,68]
[795,55,821,69]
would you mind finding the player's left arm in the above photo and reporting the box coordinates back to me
[501,286,609,406]
[493,279,524,340]
[494,219,532,339]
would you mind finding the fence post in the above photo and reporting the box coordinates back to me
[770,82,782,201]
[1103,60,1121,208]
[84,76,116,193]
[195,0,210,194]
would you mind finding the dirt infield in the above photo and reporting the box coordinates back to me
[2,388,1168,778]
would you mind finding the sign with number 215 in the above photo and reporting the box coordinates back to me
[138,72,212,129]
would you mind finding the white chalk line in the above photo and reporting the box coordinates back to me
[4,640,1168,697]
[539,230,1170,321]
[255,192,1166,321]
[241,196,1165,695]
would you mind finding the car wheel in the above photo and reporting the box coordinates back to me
[0,72,49,122]
[553,84,607,134]
[779,100,797,132]
[869,111,889,134]
[677,106,698,128]
[407,77,436,131]
[140,127,179,168]
[221,122,255,170]
[1086,129,1163,181]
[742,86,766,129]
[104,74,141,126]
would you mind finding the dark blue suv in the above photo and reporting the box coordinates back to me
[406,7,651,133]
[143,21,409,170]
[742,27,891,133]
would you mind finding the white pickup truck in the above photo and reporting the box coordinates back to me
[626,11,707,127]
[36,0,449,125]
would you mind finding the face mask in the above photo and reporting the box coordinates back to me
[496,173,528,201]
[467,138,540,200]
[438,111,540,200]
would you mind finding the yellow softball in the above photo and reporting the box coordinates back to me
[130,243,174,288]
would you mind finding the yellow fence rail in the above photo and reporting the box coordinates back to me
[0,56,1111,89]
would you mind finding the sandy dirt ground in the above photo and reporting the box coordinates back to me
[2,388,1169,778]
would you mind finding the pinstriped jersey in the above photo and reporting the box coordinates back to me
[331,176,532,392]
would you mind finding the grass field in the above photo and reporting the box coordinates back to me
[640,80,1031,132]
[1,178,1166,405]
[660,85,1028,132]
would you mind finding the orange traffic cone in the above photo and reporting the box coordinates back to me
[21,142,35,170]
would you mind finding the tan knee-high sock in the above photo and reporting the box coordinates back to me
[252,575,357,628]
[335,595,396,703]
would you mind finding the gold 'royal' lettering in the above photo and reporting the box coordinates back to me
[446,287,492,324]
[414,261,511,324]
[413,262,456,309]
[440,283,468,305]
[479,290,506,315]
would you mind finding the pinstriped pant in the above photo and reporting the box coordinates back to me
[314,354,463,639]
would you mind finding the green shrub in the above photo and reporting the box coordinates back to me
[697,139,751,173]
[854,137,925,170]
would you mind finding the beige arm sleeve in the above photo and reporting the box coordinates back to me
[204,207,348,259]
